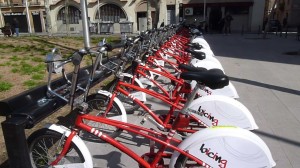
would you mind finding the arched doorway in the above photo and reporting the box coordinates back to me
[57,6,81,24]
[95,4,126,22]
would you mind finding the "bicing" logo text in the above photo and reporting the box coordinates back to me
[200,143,228,168]
[189,106,219,126]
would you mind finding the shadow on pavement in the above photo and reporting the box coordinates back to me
[229,77,300,96]
[253,130,300,148]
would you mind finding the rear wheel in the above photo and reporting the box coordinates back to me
[28,129,85,168]
[175,154,203,168]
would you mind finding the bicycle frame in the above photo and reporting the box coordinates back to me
[52,113,206,167]
[111,80,204,133]
[133,63,187,98]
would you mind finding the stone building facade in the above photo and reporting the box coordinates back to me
[0,0,273,34]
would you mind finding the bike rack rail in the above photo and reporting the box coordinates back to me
[0,56,118,168]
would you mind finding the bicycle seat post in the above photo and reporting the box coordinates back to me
[180,83,203,115]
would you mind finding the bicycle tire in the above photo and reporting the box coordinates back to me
[107,76,142,114]
[174,154,203,168]
[28,128,85,168]
[82,93,124,141]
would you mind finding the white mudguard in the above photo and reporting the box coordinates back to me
[46,124,93,168]
[192,59,225,72]
[187,95,258,130]
[190,80,239,98]
[169,127,276,168]
[96,90,128,122]
[191,38,211,50]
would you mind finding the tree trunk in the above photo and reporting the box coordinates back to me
[149,0,160,29]
[65,0,70,36]
[45,0,52,37]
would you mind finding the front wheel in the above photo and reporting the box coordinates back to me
[28,129,85,168]
[81,93,124,142]
[107,76,142,114]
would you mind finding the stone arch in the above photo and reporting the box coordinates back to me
[135,1,155,12]
[95,3,127,22]
[56,5,81,24]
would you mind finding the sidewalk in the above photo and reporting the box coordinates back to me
[205,33,300,168]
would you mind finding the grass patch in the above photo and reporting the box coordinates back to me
[11,68,19,73]
[0,82,13,92]
[19,63,34,74]
[0,44,14,49]
[31,57,44,62]
[10,55,22,62]
[0,44,6,49]
[23,80,40,89]
[34,64,46,73]
[22,56,31,61]
[40,50,49,56]
[91,36,121,44]
[31,74,44,80]
[3,62,11,66]
[12,45,25,52]
[17,62,45,75]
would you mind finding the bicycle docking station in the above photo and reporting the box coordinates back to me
[0,56,119,168]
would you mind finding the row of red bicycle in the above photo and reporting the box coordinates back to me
[27,23,276,167]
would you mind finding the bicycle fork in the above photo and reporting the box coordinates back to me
[50,130,77,166]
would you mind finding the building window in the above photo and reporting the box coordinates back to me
[96,4,126,23]
[57,6,81,24]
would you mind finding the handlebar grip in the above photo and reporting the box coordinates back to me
[72,52,83,66]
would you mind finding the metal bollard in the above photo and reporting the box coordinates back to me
[2,117,32,168]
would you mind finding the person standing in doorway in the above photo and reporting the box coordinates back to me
[12,18,20,37]
[224,13,233,35]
